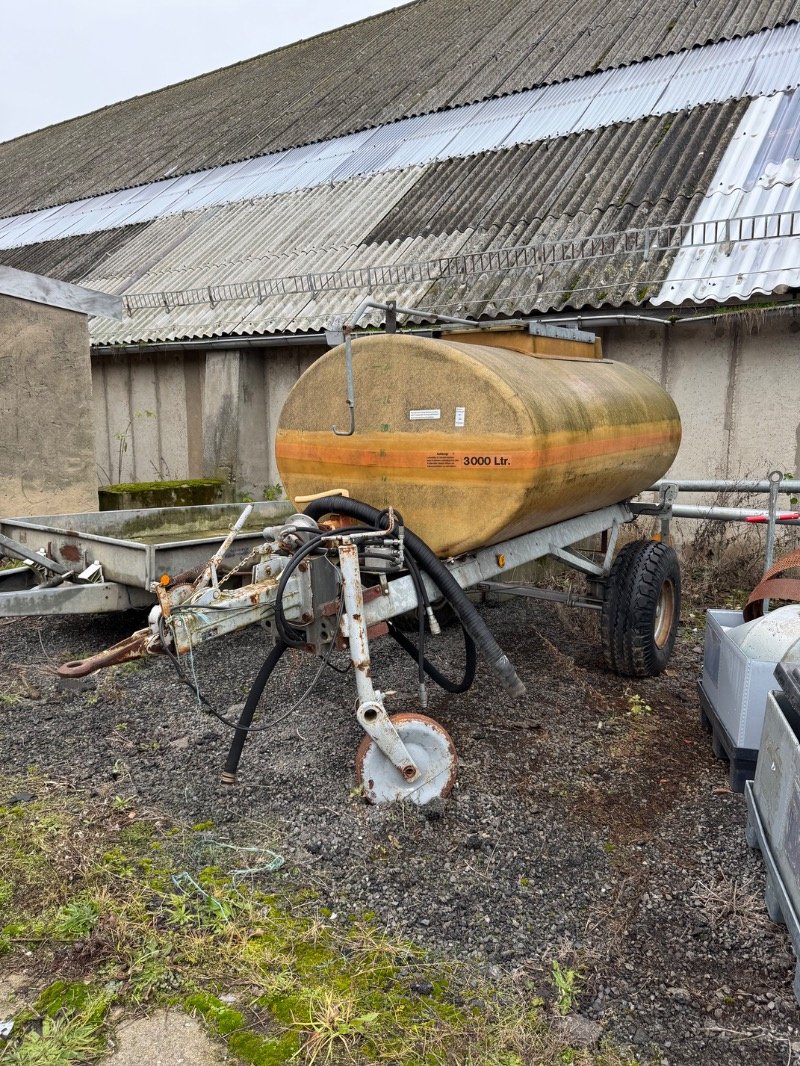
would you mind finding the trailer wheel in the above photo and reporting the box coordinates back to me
[601,540,680,677]
[355,713,457,804]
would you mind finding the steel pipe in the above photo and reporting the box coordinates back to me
[650,479,800,494]
[671,504,800,524]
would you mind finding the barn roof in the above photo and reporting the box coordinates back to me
[1,0,799,341]
[1,0,798,216]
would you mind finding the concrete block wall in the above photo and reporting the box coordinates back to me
[0,294,98,517]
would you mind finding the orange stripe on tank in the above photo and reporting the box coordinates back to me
[275,424,679,472]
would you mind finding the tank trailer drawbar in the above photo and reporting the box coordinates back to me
[44,310,683,805]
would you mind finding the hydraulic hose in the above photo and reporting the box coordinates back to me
[303,496,525,697]
[388,620,477,693]
[221,639,287,784]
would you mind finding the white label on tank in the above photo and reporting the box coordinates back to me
[409,408,441,420]
[455,406,466,428]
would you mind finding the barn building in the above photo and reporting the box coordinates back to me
[0,0,799,498]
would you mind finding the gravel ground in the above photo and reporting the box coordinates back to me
[1,595,798,1064]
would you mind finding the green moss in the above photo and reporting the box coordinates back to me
[0,777,621,1066]
[656,118,673,145]
[102,847,136,876]
[228,1030,300,1065]
[191,820,214,831]
[184,992,245,1035]
[292,941,331,971]
[104,478,225,494]
[263,993,310,1026]
[635,285,651,302]
[36,980,108,1027]
[119,821,155,846]
[36,980,88,1016]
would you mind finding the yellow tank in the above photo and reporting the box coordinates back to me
[276,333,681,557]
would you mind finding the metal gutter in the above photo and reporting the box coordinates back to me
[531,303,798,329]
[92,332,330,355]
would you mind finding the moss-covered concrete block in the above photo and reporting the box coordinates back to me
[99,479,233,511]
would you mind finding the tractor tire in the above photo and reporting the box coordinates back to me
[601,539,680,677]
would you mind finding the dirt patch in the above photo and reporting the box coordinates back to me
[0,973,31,1018]
[1,597,798,1064]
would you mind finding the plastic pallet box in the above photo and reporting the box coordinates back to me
[745,688,800,1004]
[699,609,780,791]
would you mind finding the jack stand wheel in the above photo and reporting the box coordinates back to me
[355,713,457,805]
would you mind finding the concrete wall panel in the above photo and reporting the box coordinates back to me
[151,352,190,482]
[0,294,97,517]
[608,316,799,482]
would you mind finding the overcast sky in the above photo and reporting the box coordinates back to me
[0,0,405,143]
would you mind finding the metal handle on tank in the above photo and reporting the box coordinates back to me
[332,328,356,436]
[329,299,476,437]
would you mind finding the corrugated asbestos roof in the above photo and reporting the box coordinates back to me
[2,3,798,335]
[654,88,800,304]
[1,102,752,342]
[2,23,798,253]
[0,0,798,217]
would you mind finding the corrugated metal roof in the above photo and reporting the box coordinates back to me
[2,26,797,253]
[2,90,794,335]
[653,89,800,304]
[0,0,798,218]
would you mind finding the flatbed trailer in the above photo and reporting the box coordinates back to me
[0,501,293,616]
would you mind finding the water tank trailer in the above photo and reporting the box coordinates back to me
[28,318,681,805]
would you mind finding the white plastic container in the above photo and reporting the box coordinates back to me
[699,605,800,789]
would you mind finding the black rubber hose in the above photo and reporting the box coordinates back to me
[221,639,287,783]
[303,496,525,697]
[404,551,428,690]
[388,620,477,693]
[274,536,324,647]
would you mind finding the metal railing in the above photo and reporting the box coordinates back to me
[650,473,800,581]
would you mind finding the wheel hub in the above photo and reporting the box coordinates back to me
[355,712,457,804]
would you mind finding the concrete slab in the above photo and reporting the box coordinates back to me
[101,1009,227,1065]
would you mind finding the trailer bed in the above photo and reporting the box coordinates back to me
[0,501,293,615]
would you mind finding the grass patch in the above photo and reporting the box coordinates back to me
[0,778,630,1064]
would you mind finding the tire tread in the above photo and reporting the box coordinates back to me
[600,539,680,678]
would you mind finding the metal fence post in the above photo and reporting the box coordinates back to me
[764,469,784,613]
